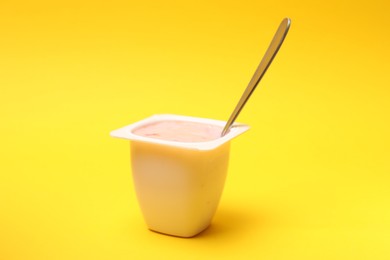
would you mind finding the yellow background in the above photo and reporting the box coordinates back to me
[1,0,389,259]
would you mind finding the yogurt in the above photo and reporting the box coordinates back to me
[132,120,223,143]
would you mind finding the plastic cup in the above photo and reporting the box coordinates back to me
[110,114,249,237]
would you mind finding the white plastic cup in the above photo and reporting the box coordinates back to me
[110,114,249,237]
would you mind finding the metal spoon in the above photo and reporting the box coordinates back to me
[221,18,291,136]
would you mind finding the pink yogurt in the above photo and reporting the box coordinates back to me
[132,120,223,143]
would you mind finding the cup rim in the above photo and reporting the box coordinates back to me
[110,114,250,150]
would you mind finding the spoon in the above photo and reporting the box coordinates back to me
[221,18,291,136]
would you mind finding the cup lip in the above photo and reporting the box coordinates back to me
[110,114,250,151]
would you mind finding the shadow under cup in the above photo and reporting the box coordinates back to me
[110,114,249,237]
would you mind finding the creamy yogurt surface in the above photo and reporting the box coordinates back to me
[132,120,223,142]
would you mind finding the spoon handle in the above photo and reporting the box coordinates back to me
[221,18,291,136]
